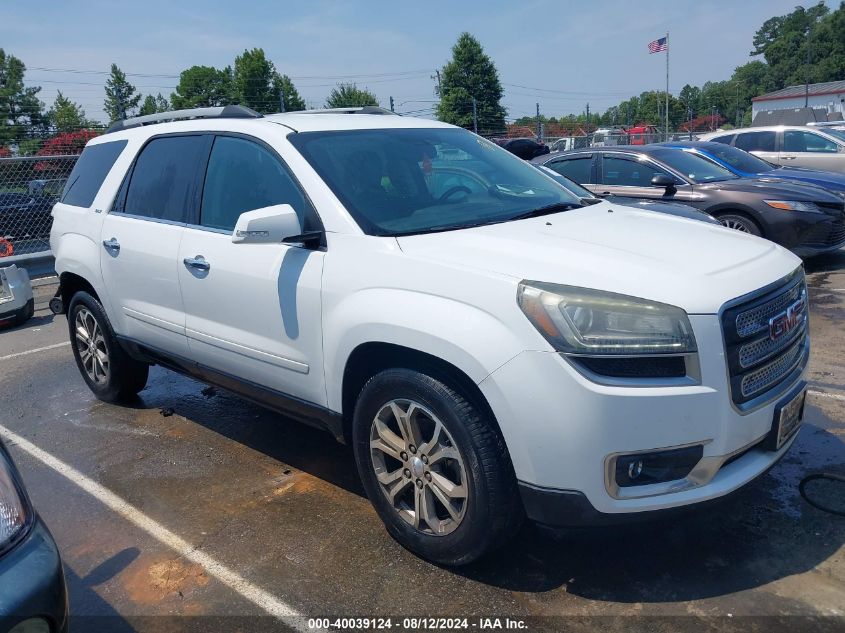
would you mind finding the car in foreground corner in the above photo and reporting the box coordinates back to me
[656,140,845,195]
[535,145,845,256]
[0,439,68,633]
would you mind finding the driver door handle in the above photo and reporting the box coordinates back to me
[183,255,210,272]
[102,237,120,253]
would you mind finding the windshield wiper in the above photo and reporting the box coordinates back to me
[508,201,583,221]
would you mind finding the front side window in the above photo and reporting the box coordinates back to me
[734,131,776,153]
[783,130,838,153]
[546,156,593,184]
[288,128,581,236]
[649,149,737,183]
[123,135,208,223]
[61,140,128,208]
[600,156,674,186]
[200,136,314,232]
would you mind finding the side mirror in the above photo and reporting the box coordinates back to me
[651,174,676,189]
[232,204,301,244]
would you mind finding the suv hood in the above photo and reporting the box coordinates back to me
[697,177,844,203]
[396,201,801,314]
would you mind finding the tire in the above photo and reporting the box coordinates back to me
[353,368,522,565]
[716,213,762,236]
[12,299,34,326]
[67,291,149,402]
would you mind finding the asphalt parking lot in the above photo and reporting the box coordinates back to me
[1,254,844,633]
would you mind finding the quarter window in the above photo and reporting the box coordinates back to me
[123,135,208,223]
[61,140,128,208]
[734,131,776,153]
[783,130,838,153]
[600,156,672,186]
[200,136,313,232]
[546,157,593,184]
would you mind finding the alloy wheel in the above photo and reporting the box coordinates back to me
[75,307,110,384]
[720,217,752,233]
[369,399,468,536]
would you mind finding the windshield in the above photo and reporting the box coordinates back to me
[649,148,739,183]
[823,128,845,144]
[701,144,775,173]
[288,127,581,236]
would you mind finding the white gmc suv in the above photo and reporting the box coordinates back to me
[51,105,809,565]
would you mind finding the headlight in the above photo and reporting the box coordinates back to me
[0,446,30,552]
[764,200,823,213]
[517,281,697,356]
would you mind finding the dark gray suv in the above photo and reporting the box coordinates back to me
[533,146,845,257]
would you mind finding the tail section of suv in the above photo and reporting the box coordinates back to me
[52,106,808,565]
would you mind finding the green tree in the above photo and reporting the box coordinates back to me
[436,33,506,134]
[104,64,141,122]
[138,93,170,116]
[170,65,234,109]
[325,83,378,108]
[47,91,90,132]
[0,49,46,147]
[273,74,306,111]
[233,48,278,113]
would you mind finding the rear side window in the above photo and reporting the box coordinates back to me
[200,136,314,232]
[61,140,127,207]
[122,135,208,223]
[709,134,735,145]
[734,131,776,153]
[546,157,593,184]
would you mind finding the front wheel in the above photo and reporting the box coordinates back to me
[353,368,522,565]
[717,213,762,236]
[68,291,149,402]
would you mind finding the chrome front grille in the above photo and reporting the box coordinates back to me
[722,269,809,407]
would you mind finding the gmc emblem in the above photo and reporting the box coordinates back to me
[768,296,805,341]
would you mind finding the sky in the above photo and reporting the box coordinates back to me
[2,0,831,124]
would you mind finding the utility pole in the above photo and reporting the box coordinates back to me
[586,102,590,129]
[279,88,285,113]
[536,102,541,140]
[472,97,478,134]
[431,70,442,97]
[389,96,394,112]
[805,21,812,107]
[735,82,740,127]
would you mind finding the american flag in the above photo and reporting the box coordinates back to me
[648,37,668,53]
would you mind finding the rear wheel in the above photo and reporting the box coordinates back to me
[353,368,522,565]
[68,291,149,402]
[717,213,762,236]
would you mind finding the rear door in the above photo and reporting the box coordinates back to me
[177,134,327,406]
[780,130,844,171]
[733,130,779,164]
[596,154,694,201]
[100,134,211,356]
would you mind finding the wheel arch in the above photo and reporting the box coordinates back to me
[706,205,766,237]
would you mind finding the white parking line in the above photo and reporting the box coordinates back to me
[0,423,308,629]
[808,389,845,402]
[0,341,70,362]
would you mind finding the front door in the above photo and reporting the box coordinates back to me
[780,130,844,171]
[177,134,327,406]
[596,155,695,201]
[100,134,210,356]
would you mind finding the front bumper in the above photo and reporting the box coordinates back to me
[479,313,807,521]
[785,216,844,257]
[0,264,34,326]
[0,519,68,633]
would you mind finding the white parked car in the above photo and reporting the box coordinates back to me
[51,106,809,565]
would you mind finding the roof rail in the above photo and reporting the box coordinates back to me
[286,106,397,116]
[106,105,263,133]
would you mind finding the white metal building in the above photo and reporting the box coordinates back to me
[751,80,845,120]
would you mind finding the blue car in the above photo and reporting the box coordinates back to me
[0,438,68,633]
[657,141,845,195]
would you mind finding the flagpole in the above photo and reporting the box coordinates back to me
[665,31,670,141]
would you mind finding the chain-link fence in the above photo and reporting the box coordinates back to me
[0,155,78,258]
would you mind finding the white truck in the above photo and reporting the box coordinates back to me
[51,106,809,565]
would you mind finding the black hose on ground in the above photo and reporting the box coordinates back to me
[799,473,845,517]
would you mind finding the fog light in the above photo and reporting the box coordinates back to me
[614,445,704,488]
[9,618,50,633]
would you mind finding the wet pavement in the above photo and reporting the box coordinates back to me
[1,253,844,632]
